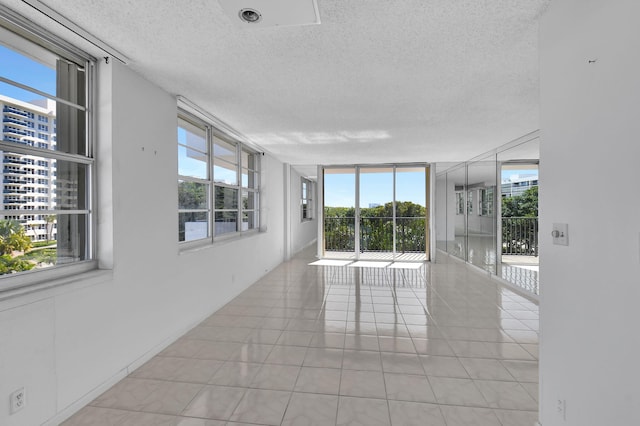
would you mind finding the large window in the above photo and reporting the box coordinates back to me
[178,113,260,244]
[0,12,94,285]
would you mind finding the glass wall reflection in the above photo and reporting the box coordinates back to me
[467,154,497,273]
[435,136,539,294]
[447,165,467,260]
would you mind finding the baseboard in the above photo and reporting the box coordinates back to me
[302,238,317,250]
[292,238,318,256]
[435,248,539,304]
[44,309,215,426]
[491,272,539,304]
[44,369,129,426]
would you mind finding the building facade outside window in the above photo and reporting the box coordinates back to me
[0,10,95,285]
[178,112,260,244]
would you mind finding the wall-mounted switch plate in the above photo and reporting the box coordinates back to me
[552,223,569,246]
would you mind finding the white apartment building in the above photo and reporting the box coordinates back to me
[501,174,539,198]
[0,94,57,241]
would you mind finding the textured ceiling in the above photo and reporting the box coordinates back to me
[5,0,549,169]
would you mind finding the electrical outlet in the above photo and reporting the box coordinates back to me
[557,398,566,421]
[10,387,26,414]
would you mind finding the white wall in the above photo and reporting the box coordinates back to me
[289,168,318,255]
[0,60,287,426]
[539,2,640,425]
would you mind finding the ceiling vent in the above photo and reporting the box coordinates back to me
[219,0,320,29]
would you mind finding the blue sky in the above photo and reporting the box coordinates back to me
[0,44,56,102]
[501,169,538,181]
[325,168,539,207]
[325,170,426,208]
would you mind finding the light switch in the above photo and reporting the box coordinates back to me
[552,223,569,246]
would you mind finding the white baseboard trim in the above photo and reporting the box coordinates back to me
[43,310,215,426]
[302,238,318,250]
[435,248,539,304]
[44,369,129,426]
[491,272,539,303]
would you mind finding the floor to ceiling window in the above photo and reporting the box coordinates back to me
[322,164,429,261]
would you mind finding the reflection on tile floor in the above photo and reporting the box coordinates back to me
[501,265,539,296]
[63,246,539,426]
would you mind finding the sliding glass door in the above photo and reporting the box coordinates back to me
[323,164,429,261]
[323,168,356,259]
[395,166,428,261]
[359,167,394,260]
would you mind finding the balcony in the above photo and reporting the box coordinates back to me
[2,106,30,118]
[3,169,26,175]
[3,158,28,165]
[324,216,426,261]
[3,117,29,127]
[501,216,539,295]
[3,126,28,136]
[502,217,539,256]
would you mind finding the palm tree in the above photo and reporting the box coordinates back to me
[0,219,32,255]
[45,214,56,243]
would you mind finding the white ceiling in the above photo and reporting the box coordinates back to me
[5,0,549,171]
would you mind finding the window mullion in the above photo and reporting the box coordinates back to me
[236,143,241,232]
[208,125,214,240]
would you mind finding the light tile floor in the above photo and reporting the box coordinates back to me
[63,246,539,426]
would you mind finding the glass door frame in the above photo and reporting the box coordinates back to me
[319,163,430,261]
[498,160,540,271]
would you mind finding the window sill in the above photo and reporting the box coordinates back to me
[179,229,262,254]
[0,261,112,305]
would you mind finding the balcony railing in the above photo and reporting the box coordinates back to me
[502,217,538,256]
[324,216,426,253]
[3,106,31,118]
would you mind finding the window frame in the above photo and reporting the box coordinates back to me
[455,191,464,215]
[478,187,494,217]
[178,109,261,248]
[0,7,97,293]
[301,177,313,222]
[177,113,210,243]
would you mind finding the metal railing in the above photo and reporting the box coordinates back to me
[324,216,426,253]
[502,217,538,256]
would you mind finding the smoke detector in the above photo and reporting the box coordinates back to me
[219,0,320,29]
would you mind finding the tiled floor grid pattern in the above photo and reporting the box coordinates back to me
[64,248,539,426]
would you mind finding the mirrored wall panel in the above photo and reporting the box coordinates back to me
[435,135,539,294]
[467,153,497,273]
